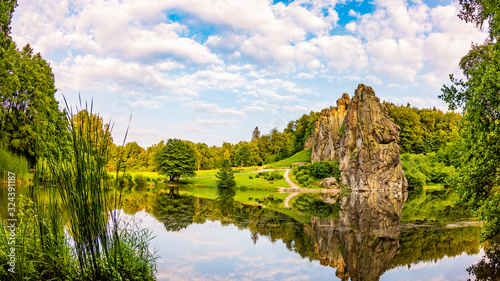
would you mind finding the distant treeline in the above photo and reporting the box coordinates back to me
[107,110,321,172]
[106,102,462,173]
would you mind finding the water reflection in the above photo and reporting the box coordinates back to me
[467,240,500,280]
[0,184,491,280]
[306,191,406,281]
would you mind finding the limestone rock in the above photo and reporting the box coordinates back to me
[306,93,350,162]
[321,177,339,189]
[338,84,407,190]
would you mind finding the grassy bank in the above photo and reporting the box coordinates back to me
[266,148,311,168]
[0,147,29,182]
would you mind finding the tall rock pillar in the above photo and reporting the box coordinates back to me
[338,84,407,190]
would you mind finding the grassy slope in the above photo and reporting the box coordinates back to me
[266,148,311,168]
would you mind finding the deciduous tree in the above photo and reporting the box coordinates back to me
[157,139,196,182]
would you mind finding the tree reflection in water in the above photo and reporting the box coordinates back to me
[467,242,500,280]
[143,187,493,280]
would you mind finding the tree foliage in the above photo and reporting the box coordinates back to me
[157,139,196,182]
[0,1,68,165]
[440,0,500,239]
[215,159,236,189]
[383,102,461,153]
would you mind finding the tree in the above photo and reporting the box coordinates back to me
[157,139,196,182]
[234,144,251,167]
[251,126,261,140]
[440,0,500,239]
[0,2,68,165]
[215,159,236,189]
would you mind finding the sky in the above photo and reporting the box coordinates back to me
[11,0,487,148]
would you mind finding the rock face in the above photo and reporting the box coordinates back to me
[338,84,407,190]
[308,84,407,190]
[305,93,350,162]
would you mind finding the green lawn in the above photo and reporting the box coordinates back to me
[266,148,311,168]
[181,169,287,189]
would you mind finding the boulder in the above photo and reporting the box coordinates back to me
[321,177,339,189]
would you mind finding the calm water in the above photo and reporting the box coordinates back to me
[0,185,492,280]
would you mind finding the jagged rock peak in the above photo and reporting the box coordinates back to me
[305,93,351,162]
[338,84,408,190]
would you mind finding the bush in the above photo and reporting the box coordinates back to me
[307,178,315,187]
[134,174,147,188]
[298,175,309,184]
[406,170,425,195]
[249,175,253,179]
[295,170,306,178]
[271,170,283,180]
[310,161,333,179]
[124,173,133,185]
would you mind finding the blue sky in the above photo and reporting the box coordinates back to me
[11,0,487,147]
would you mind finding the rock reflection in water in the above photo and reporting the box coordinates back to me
[306,190,406,281]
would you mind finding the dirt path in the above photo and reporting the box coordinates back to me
[282,169,342,208]
[283,169,300,208]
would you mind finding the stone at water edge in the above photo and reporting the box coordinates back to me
[338,84,408,191]
[321,177,339,189]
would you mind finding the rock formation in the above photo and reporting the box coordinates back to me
[338,84,407,190]
[305,93,350,162]
[307,84,407,190]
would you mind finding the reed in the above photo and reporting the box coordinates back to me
[0,98,158,280]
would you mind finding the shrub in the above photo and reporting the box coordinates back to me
[406,170,425,195]
[134,174,147,188]
[298,175,309,184]
[295,170,306,178]
[310,161,333,179]
[271,170,283,180]
[124,173,133,185]
[249,175,253,179]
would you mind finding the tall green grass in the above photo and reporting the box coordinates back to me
[0,147,29,181]
[1,100,157,280]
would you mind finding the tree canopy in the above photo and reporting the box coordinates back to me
[156,139,197,182]
[440,0,500,239]
[0,0,68,165]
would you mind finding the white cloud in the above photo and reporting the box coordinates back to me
[185,101,247,117]
[9,0,490,146]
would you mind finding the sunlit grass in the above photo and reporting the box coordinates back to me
[265,148,311,168]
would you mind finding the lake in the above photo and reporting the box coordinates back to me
[0,185,493,280]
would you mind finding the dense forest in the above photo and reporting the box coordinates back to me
[105,104,462,174]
